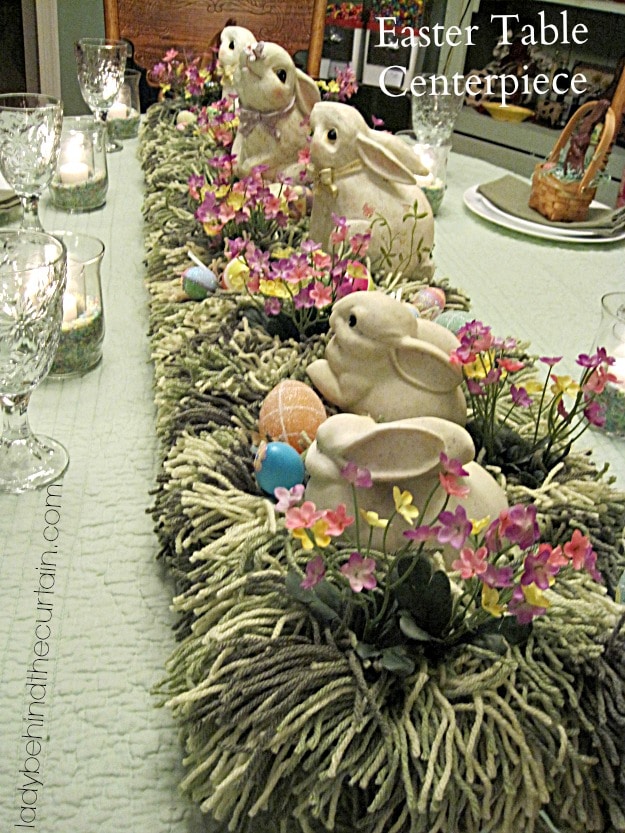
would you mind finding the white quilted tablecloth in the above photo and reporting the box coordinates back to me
[0,138,206,832]
[1,131,624,832]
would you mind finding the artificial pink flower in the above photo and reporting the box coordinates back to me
[340,552,377,592]
[322,504,354,536]
[285,501,321,530]
[498,357,525,373]
[436,505,472,550]
[340,461,373,488]
[451,546,488,579]
[273,484,305,512]
[563,529,593,570]
[310,282,333,309]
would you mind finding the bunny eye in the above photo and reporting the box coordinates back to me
[228,41,235,50]
[327,128,338,142]
[348,314,357,328]
[275,68,288,83]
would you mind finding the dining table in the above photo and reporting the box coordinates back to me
[1,123,624,832]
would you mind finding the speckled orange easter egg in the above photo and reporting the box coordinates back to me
[259,380,327,452]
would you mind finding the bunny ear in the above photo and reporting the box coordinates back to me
[342,422,445,480]
[391,336,463,394]
[355,133,417,185]
[294,69,321,114]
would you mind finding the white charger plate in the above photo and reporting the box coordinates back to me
[463,185,625,244]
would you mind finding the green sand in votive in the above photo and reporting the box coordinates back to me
[597,383,625,437]
[49,299,104,377]
[49,171,108,212]
[108,112,140,141]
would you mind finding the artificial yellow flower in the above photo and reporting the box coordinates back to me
[271,245,295,259]
[291,527,314,550]
[522,584,551,610]
[226,191,246,212]
[345,261,370,281]
[259,279,290,298]
[213,183,230,200]
[464,350,495,380]
[392,486,419,525]
[310,519,331,548]
[524,378,544,395]
[550,375,580,397]
[202,220,222,237]
[359,509,388,528]
[471,516,490,536]
[481,585,505,618]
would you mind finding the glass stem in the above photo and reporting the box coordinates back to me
[20,195,42,231]
[1,393,32,444]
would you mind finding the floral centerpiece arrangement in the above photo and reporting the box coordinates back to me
[139,44,625,833]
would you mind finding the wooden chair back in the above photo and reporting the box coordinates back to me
[103,0,326,78]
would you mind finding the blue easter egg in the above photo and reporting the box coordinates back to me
[254,441,305,495]
[434,309,474,334]
[182,266,218,299]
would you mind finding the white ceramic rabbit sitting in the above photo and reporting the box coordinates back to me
[308,101,435,280]
[217,25,256,100]
[307,291,467,425]
[231,40,320,180]
[305,413,508,559]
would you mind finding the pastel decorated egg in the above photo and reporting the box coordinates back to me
[176,109,197,126]
[182,266,218,299]
[434,309,475,334]
[254,441,305,495]
[412,286,446,320]
[258,380,327,452]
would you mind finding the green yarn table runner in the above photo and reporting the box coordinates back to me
[140,104,625,833]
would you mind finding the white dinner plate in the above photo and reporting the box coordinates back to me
[463,185,625,244]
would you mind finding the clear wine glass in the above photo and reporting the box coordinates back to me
[0,94,63,231]
[0,229,69,493]
[75,38,128,153]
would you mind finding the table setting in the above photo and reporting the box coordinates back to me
[1,27,625,833]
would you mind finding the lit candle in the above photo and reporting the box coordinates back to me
[59,161,90,185]
[108,101,128,120]
[62,292,78,324]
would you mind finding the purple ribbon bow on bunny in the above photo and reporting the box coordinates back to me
[237,96,297,140]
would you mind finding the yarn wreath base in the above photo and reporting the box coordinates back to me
[140,103,625,833]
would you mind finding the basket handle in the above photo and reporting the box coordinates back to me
[545,100,616,192]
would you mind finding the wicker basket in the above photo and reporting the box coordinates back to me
[529,100,616,222]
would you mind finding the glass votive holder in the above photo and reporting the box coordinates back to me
[411,74,464,146]
[49,117,108,212]
[107,69,141,141]
[48,231,105,378]
[591,292,625,436]
[396,132,450,215]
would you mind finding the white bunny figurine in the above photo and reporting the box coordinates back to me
[307,291,467,425]
[217,25,257,101]
[305,412,509,559]
[308,101,435,280]
[231,40,320,180]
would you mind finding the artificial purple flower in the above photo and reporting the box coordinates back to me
[539,356,562,367]
[584,400,606,428]
[403,524,440,543]
[300,555,326,590]
[264,297,282,316]
[489,504,540,550]
[481,563,515,588]
[510,384,532,407]
[508,585,548,625]
[577,347,613,368]
[521,549,560,590]
[436,505,472,551]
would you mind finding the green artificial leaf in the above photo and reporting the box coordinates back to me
[354,641,380,660]
[399,613,436,642]
[393,555,453,637]
[473,615,532,652]
[285,571,341,624]
[379,646,415,676]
